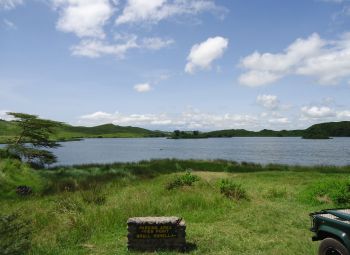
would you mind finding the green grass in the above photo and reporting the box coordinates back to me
[2,158,350,254]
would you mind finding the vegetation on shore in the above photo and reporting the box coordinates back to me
[170,121,350,140]
[302,121,350,139]
[2,157,350,254]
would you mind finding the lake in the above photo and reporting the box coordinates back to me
[40,137,350,166]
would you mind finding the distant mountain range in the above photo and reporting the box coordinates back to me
[1,118,350,143]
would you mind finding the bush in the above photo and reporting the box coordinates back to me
[300,178,350,206]
[0,213,31,255]
[0,148,21,160]
[166,170,200,190]
[219,179,248,200]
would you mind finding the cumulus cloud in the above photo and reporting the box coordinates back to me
[0,0,23,10]
[71,35,173,58]
[256,94,280,110]
[53,0,115,39]
[239,71,281,87]
[239,32,350,86]
[301,106,336,118]
[185,36,229,74]
[116,0,226,25]
[78,108,260,130]
[134,83,152,92]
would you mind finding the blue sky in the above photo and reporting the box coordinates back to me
[1,0,350,131]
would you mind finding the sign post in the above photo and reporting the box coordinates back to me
[127,216,186,251]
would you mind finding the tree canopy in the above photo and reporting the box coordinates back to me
[5,112,63,166]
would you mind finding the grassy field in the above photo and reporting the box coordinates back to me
[2,158,350,254]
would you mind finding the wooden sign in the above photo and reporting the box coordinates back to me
[127,216,186,251]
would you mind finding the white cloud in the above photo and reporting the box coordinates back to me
[301,106,336,118]
[239,71,281,87]
[53,0,115,38]
[3,18,17,30]
[256,94,280,110]
[78,106,350,131]
[296,33,350,85]
[142,37,174,50]
[337,110,350,118]
[77,108,260,130]
[71,35,173,58]
[239,33,325,86]
[268,117,290,124]
[239,32,350,86]
[116,0,226,25]
[71,37,138,58]
[185,36,229,74]
[134,83,152,92]
[0,0,23,10]
[0,110,14,121]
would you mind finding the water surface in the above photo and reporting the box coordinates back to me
[45,137,350,166]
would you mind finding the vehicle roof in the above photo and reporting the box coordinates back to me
[313,209,350,225]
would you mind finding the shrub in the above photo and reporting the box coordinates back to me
[0,213,31,255]
[166,170,200,190]
[300,178,350,206]
[219,179,248,200]
[0,148,21,160]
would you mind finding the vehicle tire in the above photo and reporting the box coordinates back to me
[319,238,350,255]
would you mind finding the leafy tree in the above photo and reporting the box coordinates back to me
[5,112,62,167]
[174,130,180,137]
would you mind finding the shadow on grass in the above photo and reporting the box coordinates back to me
[182,242,197,253]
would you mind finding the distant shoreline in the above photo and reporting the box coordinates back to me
[1,119,350,143]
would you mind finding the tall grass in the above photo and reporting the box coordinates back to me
[1,158,350,254]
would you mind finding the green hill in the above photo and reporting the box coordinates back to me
[0,120,166,143]
[55,123,166,140]
[302,121,350,139]
[205,128,304,138]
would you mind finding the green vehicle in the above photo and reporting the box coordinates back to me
[310,209,350,255]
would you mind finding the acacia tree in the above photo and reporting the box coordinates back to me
[6,112,62,166]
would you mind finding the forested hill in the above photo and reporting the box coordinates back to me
[171,121,350,139]
[0,120,167,143]
[302,121,350,139]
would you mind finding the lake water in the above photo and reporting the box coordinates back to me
[41,137,350,166]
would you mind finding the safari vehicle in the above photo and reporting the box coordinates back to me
[310,209,350,255]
